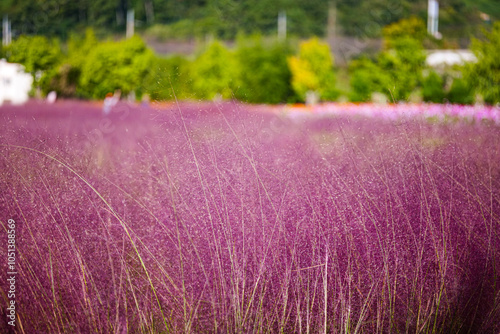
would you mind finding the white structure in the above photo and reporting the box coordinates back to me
[278,11,287,41]
[426,50,477,67]
[2,15,11,46]
[428,0,440,39]
[0,59,33,106]
[126,9,135,39]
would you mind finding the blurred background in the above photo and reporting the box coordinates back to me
[0,0,498,105]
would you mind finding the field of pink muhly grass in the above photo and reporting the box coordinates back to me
[1,100,500,333]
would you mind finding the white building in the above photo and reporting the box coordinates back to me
[0,59,33,106]
[426,50,477,67]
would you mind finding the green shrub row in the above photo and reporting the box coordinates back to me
[421,71,475,105]
[1,31,302,104]
[2,21,499,105]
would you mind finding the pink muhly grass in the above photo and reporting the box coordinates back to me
[0,100,499,333]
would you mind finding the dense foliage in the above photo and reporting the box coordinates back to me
[234,37,295,104]
[142,55,194,101]
[422,71,446,103]
[190,41,239,100]
[78,36,155,99]
[347,16,498,104]
[1,101,499,332]
[348,35,426,103]
[2,19,498,105]
[2,31,304,103]
[0,0,496,40]
[288,38,338,102]
[466,22,500,104]
[3,35,62,86]
[447,77,475,105]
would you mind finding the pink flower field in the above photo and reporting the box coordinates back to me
[1,100,500,333]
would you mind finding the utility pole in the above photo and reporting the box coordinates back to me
[126,9,134,39]
[327,0,337,41]
[2,15,11,46]
[427,0,440,39]
[278,11,286,41]
[145,0,154,24]
[327,1,337,64]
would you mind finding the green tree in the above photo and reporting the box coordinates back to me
[1,0,494,42]
[348,56,390,102]
[191,41,239,100]
[234,36,295,104]
[5,35,62,85]
[78,35,154,99]
[40,30,98,97]
[348,32,426,102]
[447,77,475,105]
[385,36,426,101]
[422,71,445,103]
[382,16,427,48]
[288,37,338,102]
[142,55,194,101]
[464,0,500,20]
[466,22,500,104]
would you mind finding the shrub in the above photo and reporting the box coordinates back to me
[5,35,62,85]
[382,16,428,49]
[234,36,295,104]
[143,55,194,101]
[77,36,155,99]
[348,57,390,102]
[40,64,81,97]
[422,71,445,103]
[385,37,426,101]
[349,36,425,103]
[191,41,239,100]
[466,22,500,104]
[447,77,475,105]
[39,30,98,97]
[288,37,338,102]
[349,69,373,102]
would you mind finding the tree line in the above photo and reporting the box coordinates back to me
[0,0,497,40]
[1,19,498,105]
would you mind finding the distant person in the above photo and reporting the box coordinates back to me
[46,91,57,104]
[103,92,114,114]
[103,90,121,114]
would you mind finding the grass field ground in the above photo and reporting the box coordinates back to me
[1,100,499,333]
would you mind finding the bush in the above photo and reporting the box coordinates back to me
[466,22,500,104]
[349,37,425,103]
[143,55,194,101]
[383,17,428,49]
[40,64,81,97]
[422,71,445,103]
[447,77,475,105]
[77,36,155,99]
[191,41,239,100]
[234,37,295,104]
[5,35,63,85]
[348,57,390,102]
[36,30,100,97]
[385,37,426,101]
[288,37,338,102]
[349,70,373,102]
